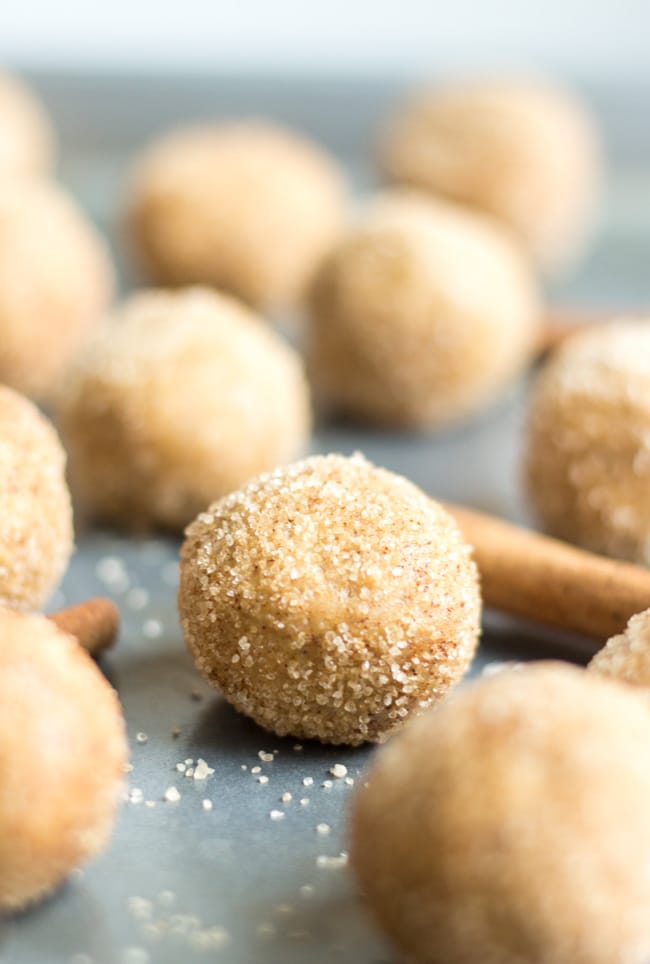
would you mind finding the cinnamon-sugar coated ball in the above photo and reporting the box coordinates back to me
[307,191,540,429]
[0,609,127,911]
[351,663,650,964]
[380,78,601,273]
[0,72,54,174]
[179,453,480,745]
[127,121,346,310]
[0,386,73,610]
[589,608,650,689]
[0,176,114,400]
[525,320,650,564]
[56,288,310,531]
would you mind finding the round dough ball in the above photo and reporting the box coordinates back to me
[0,72,54,174]
[589,608,650,689]
[127,121,346,310]
[525,320,650,563]
[380,78,602,273]
[351,662,650,964]
[307,191,540,429]
[0,176,114,400]
[0,608,127,911]
[179,453,481,745]
[0,386,73,610]
[56,287,311,530]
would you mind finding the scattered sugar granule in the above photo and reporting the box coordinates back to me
[189,926,229,951]
[193,759,214,781]
[184,758,193,766]
[293,744,303,752]
[135,732,148,744]
[124,762,134,774]
[269,809,285,821]
[128,788,144,805]
[345,777,355,786]
[258,751,274,763]
[202,799,213,811]
[330,764,348,779]
[322,780,333,790]
[241,764,248,771]
[316,823,331,835]
[303,777,314,787]
[157,890,175,906]
[256,921,277,940]
[281,792,292,803]
[257,775,269,785]
[251,766,262,775]
[143,619,163,640]
[145,801,156,809]
[300,798,310,806]
[128,897,153,921]
[96,556,129,591]
[163,786,180,803]
[126,587,149,611]
[316,852,349,869]
[175,763,187,773]
[299,884,315,899]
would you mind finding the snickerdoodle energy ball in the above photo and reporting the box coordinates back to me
[589,608,650,690]
[127,121,346,310]
[525,320,650,564]
[179,453,481,745]
[57,288,310,531]
[0,609,127,912]
[0,386,73,610]
[351,662,650,964]
[0,176,114,400]
[307,191,540,429]
[380,78,601,273]
[0,72,54,174]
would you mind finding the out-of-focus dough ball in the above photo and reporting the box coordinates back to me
[179,453,481,745]
[127,121,346,310]
[0,386,73,610]
[380,78,602,273]
[0,608,127,912]
[351,662,650,964]
[307,191,540,429]
[589,608,650,689]
[0,72,54,174]
[56,287,311,531]
[525,320,650,564]
[0,176,114,400]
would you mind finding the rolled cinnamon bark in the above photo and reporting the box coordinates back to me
[49,597,119,656]
[445,503,650,640]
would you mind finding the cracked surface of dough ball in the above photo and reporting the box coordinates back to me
[525,320,650,564]
[127,121,346,310]
[0,72,54,174]
[0,386,73,610]
[57,288,311,531]
[0,609,127,912]
[0,176,114,400]
[307,191,540,429]
[380,78,601,273]
[179,453,481,745]
[589,608,650,688]
[351,662,650,964]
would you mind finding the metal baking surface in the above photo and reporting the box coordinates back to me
[1,73,649,964]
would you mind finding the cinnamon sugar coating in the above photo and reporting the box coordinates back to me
[0,386,73,610]
[307,191,540,429]
[589,608,650,688]
[179,453,480,745]
[380,78,601,274]
[127,120,346,310]
[525,320,650,564]
[351,662,650,964]
[56,288,311,531]
[0,609,127,911]
[0,176,114,400]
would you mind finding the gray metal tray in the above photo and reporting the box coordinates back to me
[1,72,648,964]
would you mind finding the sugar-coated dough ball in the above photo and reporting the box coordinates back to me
[127,121,346,310]
[179,453,480,745]
[0,609,127,911]
[525,320,650,563]
[589,608,650,688]
[307,191,540,429]
[0,72,54,174]
[57,288,311,531]
[0,386,73,610]
[0,176,114,400]
[380,78,601,273]
[351,662,650,964]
